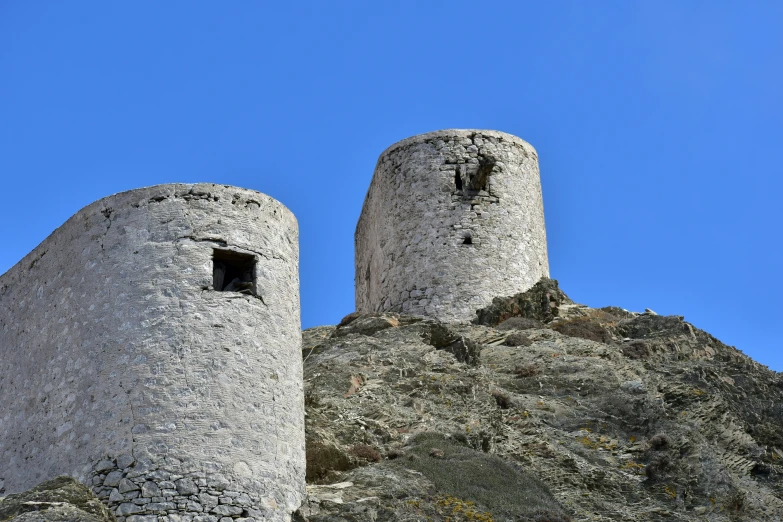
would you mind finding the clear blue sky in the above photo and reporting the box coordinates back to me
[1,2,781,370]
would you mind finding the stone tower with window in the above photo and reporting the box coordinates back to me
[0,184,304,522]
[355,129,549,322]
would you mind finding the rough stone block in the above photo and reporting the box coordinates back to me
[175,478,199,496]
[126,516,158,522]
[117,502,145,516]
[103,471,124,488]
[141,481,161,498]
[146,502,177,513]
[211,504,243,516]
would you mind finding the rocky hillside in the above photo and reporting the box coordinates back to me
[297,279,783,521]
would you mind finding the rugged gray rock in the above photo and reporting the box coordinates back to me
[0,476,115,522]
[298,279,783,521]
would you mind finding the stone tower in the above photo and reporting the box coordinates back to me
[0,184,304,521]
[355,129,549,322]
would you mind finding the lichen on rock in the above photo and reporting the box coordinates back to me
[0,476,115,522]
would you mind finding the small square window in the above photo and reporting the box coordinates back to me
[213,249,256,295]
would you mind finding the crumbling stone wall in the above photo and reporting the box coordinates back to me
[355,129,549,322]
[0,184,304,522]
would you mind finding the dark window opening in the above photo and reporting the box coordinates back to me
[454,169,463,191]
[462,234,473,245]
[470,157,495,191]
[213,249,256,294]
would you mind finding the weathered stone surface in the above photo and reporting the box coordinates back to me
[616,312,693,339]
[94,461,115,473]
[331,315,400,338]
[210,505,243,516]
[205,475,229,492]
[174,478,198,496]
[4,506,106,522]
[473,277,572,326]
[116,479,137,494]
[185,500,203,513]
[102,472,123,489]
[125,516,157,522]
[139,483,159,499]
[438,336,481,366]
[0,476,115,522]
[0,184,304,522]
[299,288,783,521]
[356,129,549,322]
[197,493,218,511]
[146,502,176,513]
[115,455,135,470]
[116,503,144,516]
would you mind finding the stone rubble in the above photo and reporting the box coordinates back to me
[88,457,263,522]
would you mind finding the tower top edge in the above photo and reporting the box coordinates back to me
[76,182,296,221]
[0,183,297,281]
[377,129,537,159]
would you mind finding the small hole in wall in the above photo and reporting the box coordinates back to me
[213,249,256,295]
[462,234,473,245]
[454,169,463,191]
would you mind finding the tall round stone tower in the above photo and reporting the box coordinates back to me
[0,184,304,521]
[355,129,549,322]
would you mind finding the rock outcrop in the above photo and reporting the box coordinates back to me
[0,476,115,522]
[298,279,783,521]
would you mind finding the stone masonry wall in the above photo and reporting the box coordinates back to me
[0,184,304,522]
[355,129,549,322]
